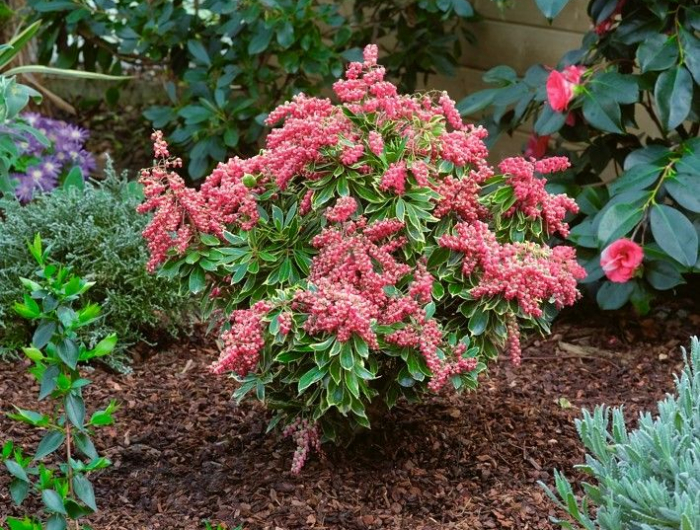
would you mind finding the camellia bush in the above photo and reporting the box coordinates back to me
[461,0,700,312]
[138,45,586,472]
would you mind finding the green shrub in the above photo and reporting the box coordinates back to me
[0,159,193,359]
[2,235,118,530]
[541,337,700,529]
[27,0,477,178]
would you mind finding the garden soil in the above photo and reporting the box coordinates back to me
[1,298,698,530]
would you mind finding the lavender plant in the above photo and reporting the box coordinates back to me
[1,235,117,530]
[541,337,700,529]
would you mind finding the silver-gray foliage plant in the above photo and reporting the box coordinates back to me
[541,337,700,530]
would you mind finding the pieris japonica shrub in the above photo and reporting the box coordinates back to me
[541,337,700,529]
[138,45,586,472]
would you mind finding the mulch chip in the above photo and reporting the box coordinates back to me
[1,297,697,529]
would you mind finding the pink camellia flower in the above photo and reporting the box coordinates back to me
[546,65,586,112]
[524,134,550,158]
[600,239,644,283]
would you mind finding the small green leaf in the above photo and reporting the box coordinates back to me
[32,320,56,349]
[35,431,66,460]
[468,308,489,336]
[298,367,324,393]
[65,394,86,429]
[189,267,206,294]
[42,489,67,515]
[9,478,30,505]
[5,460,29,482]
[62,166,84,190]
[91,334,117,357]
[73,474,97,511]
[57,338,79,369]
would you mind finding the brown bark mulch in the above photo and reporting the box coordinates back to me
[1,299,698,530]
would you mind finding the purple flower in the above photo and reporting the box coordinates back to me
[11,113,95,202]
[39,156,61,180]
[59,123,89,145]
[14,174,37,203]
[26,162,59,192]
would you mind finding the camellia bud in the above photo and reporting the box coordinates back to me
[242,174,257,188]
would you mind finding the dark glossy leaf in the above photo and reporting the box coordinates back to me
[35,431,65,460]
[457,89,498,115]
[42,489,67,514]
[65,394,86,428]
[645,260,685,290]
[596,281,634,310]
[666,174,700,212]
[608,164,661,195]
[583,92,622,133]
[636,34,679,73]
[589,72,639,104]
[597,203,644,245]
[534,103,567,135]
[649,204,698,266]
[187,40,211,66]
[655,66,693,131]
[73,474,97,511]
[248,23,273,55]
[32,320,56,349]
[679,28,700,84]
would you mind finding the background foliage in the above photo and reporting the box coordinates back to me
[26,0,477,178]
[0,161,193,360]
[461,0,700,312]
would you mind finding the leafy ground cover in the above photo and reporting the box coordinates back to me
[1,295,696,529]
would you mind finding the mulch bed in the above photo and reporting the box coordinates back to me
[1,299,698,530]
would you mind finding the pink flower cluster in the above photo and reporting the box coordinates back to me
[440,221,587,318]
[138,132,219,272]
[295,216,476,389]
[325,196,357,223]
[283,418,321,475]
[139,133,262,271]
[211,301,271,375]
[499,156,579,237]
